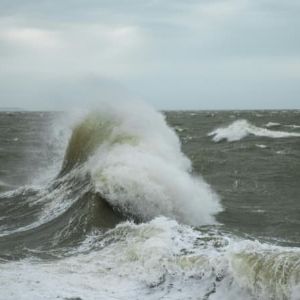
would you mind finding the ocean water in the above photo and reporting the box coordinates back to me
[0,103,299,300]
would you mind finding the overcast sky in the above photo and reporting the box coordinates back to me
[0,0,299,110]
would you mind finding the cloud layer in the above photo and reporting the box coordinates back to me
[0,0,299,109]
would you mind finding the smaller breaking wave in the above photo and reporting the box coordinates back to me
[265,122,281,128]
[208,119,300,142]
[265,122,300,130]
[1,217,299,300]
[285,124,300,129]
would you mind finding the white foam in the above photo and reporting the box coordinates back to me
[0,218,225,300]
[174,126,184,132]
[285,124,300,129]
[208,119,300,142]
[265,122,281,128]
[256,144,267,149]
[276,150,286,155]
[85,101,222,226]
[0,217,299,300]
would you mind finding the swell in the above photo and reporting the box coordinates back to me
[0,177,122,260]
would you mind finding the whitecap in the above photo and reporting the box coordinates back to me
[208,119,300,142]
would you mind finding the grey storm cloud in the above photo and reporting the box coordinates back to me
[0,0,299,110]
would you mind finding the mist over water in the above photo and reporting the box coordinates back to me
[0,105,300,299]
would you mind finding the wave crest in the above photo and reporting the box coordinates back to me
[63,103,222,226]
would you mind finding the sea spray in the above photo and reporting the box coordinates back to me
[69,102,223,225]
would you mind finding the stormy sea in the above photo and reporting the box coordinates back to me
[0,102,299,300]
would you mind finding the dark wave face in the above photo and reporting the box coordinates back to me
[0,112,128,259]
[0,106,299,300]
[60,112,114,174]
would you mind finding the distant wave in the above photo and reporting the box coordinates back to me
[285,124,300,129]
[208,119,300,142]
[256,144,267,149]
[265,122,300,129]
[265,122,281,128]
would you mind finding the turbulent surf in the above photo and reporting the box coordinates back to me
[0,106,300,299]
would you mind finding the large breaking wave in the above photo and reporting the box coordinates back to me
[65,103,221,225]
[0,102,222,243]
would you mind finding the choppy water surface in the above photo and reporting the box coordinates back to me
[0,106,299,300]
